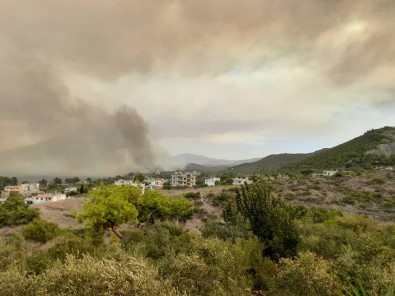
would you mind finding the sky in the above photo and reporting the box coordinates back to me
[0,0,394,175]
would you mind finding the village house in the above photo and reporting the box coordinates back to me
[312,170,338,177]
[145,178,165,191]
[65,187,78,195]
[204,177,220,187]
[277,174,290,180]
[232,177,253,185]
[25,193,67,205]
[114,179,145,194]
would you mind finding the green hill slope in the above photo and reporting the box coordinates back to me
[283,126,395,172]
[229,153,311,174]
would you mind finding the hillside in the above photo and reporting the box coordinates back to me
[283,126,395,172]
[229,153,311,174]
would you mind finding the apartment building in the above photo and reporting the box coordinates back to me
[171,172,197,187]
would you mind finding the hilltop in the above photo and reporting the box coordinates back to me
[228,126,395,175]
[283,126,395,172]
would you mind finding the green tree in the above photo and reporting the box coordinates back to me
[0,193,39,226]
[52,177,62,185]
[77,185,140,239]
[235,182,299,261]
[0,176,18,190]
[163,181,171,190]
[39,178,48,187]
[136,191,194,224]
[134,173,145,183]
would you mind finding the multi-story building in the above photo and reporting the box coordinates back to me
[171,172,197,187]
[1,183,40,198]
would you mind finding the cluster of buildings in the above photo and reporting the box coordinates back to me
[1,183,40,198]
[0,183,70,205]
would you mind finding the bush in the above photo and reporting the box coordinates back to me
[184,192,201,200]
[41,255,178,295]
[22,219,59,243]
[159,237,260,295]
[0,255,180,296]
[273,252,340,296]
[0,193,39,227]
[235,182,299,260]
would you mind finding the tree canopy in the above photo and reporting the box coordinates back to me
[0,193,39,227]
[77,185,194,239]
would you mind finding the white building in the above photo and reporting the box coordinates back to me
[171,172,197,187]
[65,187,78,194]
[312,170,338,177]
[1,183,40,198]
[323,170,338,176]
[25,193,67,205]
[145,179,164,191]
[277,174,290,180]
[232,177,253,185]
[204,177,220,187]
[114,179,145,194]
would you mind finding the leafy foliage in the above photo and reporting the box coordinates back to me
[0,193,39,227]
[0,176,18,190]
[274,252,340,296]
[235,182,299,260]
[22,219,59,243]
[78,185,194,239]
[77,185,140,238]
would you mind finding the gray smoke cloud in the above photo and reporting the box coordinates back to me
[0,52,161,176]
[0,0,394,175]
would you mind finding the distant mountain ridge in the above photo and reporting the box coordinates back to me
[229,153,312,174]
[169,153,261,169]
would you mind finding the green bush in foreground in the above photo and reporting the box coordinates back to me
[22,219,59,243]
[0,255,179,296]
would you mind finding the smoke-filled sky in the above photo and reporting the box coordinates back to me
[0,0,394,175]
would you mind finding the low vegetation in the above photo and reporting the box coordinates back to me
[0,182,394,295]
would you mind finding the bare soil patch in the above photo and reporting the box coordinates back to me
[31,197,85,229]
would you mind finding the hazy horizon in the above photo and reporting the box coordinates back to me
[1,1,394,175]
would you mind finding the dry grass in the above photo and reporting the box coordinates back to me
[31,197,85,229]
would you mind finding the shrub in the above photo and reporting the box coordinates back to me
[0,193,39,227]
[235,182,299,260]
[40,255,178,296]
[184,192,201,200]
[22,219,59,243]
[273,252,340,296]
